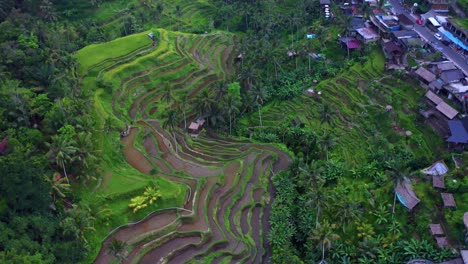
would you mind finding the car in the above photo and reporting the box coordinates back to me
[416,19,423,25]
[434,33,442,41]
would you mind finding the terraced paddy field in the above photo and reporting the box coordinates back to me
[240,51,443,166]
[75,29,291,263]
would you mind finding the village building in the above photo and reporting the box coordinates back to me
[415,67,437,84]
[426,0,450,13]
[355,27,380,43]
[447,116,468,147]
[441,192,456,208]
[188,119,206,137]
[395,181,420,211]
[396,14,415,30]
[445,18,468,46]
[382,40,404,64]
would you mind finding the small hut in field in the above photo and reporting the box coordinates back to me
[188,119,205,137]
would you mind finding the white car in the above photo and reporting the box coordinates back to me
[434,33,443,41]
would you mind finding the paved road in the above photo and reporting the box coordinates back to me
[388,0,468,75]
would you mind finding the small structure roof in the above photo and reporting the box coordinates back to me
[356,27,380,41]
[446,81,468,94]
[397,14,414,26]
[416,67,436,83]
[384,41,404,55]
[441,193,456,207]
[436,101,459,119]
[421,160,448,175]
[320,0,331,4]
[189,122,200,130]
[435,236,450,248]
[425,90,443,105]
[435,61,457,72]
[432,175,446,188]
[350,17,366,29]
[393,30,420,39]
[461,250,468,264]
[428,79,444,90]
[447,117,468,143]
[440,69,465,84]
[395,181,420,210]
[340,37,361,49]
[429,224,445,236]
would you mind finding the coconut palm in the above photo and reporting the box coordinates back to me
[161,109,180,153]
[47,135,78,183]
[193,89,215,117]
[249,85,268,127]
[177,93,189,129]
[335,201,362,233]
[222,93,241,135]
[307,183,330,229]
[309,220,340,263]
[161,82,174,104]
[319,130,335,161]
[318,103,335,125]
[44,173,71,203]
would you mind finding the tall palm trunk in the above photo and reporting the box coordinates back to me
[183,111,187,129]
[61,159,70,183]
[322,241,325,261]
[258,106,263,127]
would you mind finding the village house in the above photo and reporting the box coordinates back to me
[188,119,206,137]
[355,27,380,43]
[426,0,450,13]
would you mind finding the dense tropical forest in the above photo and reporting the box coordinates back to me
[0,0,467,263]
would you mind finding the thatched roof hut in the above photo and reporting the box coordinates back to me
[435,236,450,248]
[395,181,420,210]
[432,175,446,189]
[441,193,456,207]
[429,223,445,236]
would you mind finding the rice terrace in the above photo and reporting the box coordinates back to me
[75,29,291,263]
[1,0,468,263]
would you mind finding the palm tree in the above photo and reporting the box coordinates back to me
[307,183,330,229]
[107,238,128,263]
[318,103,335,125]
[249,85,268,127]
[161,82,174,104]
[47,135,78,183]
[222,93,241,135]
[161,109,180,153]
[193,89,215,117]
[44,173,71,203]
[75,132,99,183]
[319,130,335,161]
[177,93,189,129]
[335,201,361,233]
[309,220,340,263]
[386,161,412,215]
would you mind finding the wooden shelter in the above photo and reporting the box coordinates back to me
[435,236,450,248]
[188,119,205,137]
[441,193,456,207]
[395,181,420,210]
[436,101,459,120]
[429,223,445,236]
[415,67,436,84]
[432,175,446,188]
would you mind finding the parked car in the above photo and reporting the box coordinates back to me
[434,33,442,41]
[416,18,423,25]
